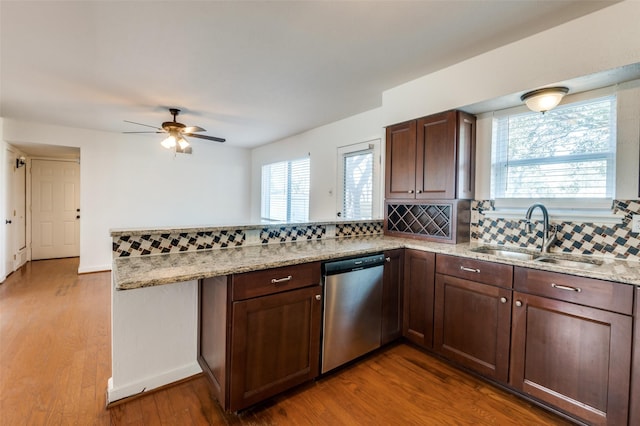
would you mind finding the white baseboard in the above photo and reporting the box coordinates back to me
[106,362,202,403]
[78,264,111,274]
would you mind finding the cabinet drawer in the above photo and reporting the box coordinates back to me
[514,267,633,315]
[436,254,513,288]
[232,262,321,301]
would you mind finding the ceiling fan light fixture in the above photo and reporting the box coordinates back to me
[177,137,189,150]
[161,134,177,149]
[521,86,569,113]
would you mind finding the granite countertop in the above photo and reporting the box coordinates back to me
[113,235,640,291]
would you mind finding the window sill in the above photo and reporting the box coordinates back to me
[482,208,625,225]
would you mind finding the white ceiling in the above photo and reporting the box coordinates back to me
[0,1,619,150]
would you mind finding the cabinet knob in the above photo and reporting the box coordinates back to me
[408,190,414,194]
[500,297,508,304]
[385,257,391,263]
[315,295,321,301]
[515,300,523,307]
[417,190,422,194]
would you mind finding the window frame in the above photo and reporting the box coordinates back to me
[260,156,310,223]
[336,140,381,220]
[489,89,618,216]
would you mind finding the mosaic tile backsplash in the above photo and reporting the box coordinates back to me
[471,199,640,260]
[113,221,383,257]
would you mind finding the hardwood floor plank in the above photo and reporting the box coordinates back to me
[1,258,573,425]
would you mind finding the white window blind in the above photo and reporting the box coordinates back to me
[492,95,616,200]
[261,157,310,222]
[342,149,373,220]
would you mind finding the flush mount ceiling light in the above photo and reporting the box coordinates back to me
[520,86,569,113]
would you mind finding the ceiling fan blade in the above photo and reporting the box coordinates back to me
[124,120,162,130]
[123,131,165,134]
[184,133,226,143]
[183,126,206,133]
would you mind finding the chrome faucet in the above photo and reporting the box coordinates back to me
[524,203,557,253]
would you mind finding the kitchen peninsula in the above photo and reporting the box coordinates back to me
[110,220,640,424]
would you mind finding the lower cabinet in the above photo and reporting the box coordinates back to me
[402,249,435,349]
[382,249,404,345]
[631,287,640,426]
[199,262,322,412]
[510,267,633,426]
[434,254,513,382]
[229,285,321,411]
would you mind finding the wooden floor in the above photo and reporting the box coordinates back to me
[0,258,573,425]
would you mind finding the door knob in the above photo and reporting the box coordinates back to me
[76,215,80,219]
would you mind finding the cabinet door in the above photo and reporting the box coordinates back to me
[382,249,404,345]
[630,287,640,426]
[510,291,632,426]
[385,120,417,199]
[402,249,435,348]
[416,111,456,199]
[229,285,322,411]
[456,111,476,200]
[434,273,511,382]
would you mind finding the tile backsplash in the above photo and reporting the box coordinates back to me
[471,199,640,260]
[112,220,383,258]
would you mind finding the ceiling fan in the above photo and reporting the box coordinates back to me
[124,108,225,153]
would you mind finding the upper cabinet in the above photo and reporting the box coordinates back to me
[385,110,476,200]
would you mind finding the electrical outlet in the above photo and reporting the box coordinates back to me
[632,214,640,233]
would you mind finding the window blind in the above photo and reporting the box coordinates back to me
[342,149,373,220]
[261,157,310,222]
[492,96,616,199]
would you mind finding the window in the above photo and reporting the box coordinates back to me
[337,140,380,220]
[491,95,617,200]
[261,157,310,222]
[342,149,374,220]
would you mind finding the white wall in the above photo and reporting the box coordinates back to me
[382,1,640,126]
[250,108,384,222]
[109,279,200,402]
[252,3,640,217]
[2,119,252,273]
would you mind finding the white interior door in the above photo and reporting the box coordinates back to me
[3,147,14,275]
[31,159,80,260]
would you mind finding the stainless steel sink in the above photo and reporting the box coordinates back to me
[469,246,540,261]
[534,256,603,269]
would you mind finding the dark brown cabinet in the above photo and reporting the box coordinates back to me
[434,254,513,382]
[510,267,633,426]
[402,249,435,349]
[631,287,640,426]
[385,110,475,200]
[199,262,322,412]
[382,249,404,345]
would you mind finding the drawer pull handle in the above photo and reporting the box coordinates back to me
[271,275,292,284]
[460,266,480,273]
[551,283,582,293]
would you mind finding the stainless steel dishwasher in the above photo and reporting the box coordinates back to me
[321,253,385,374]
